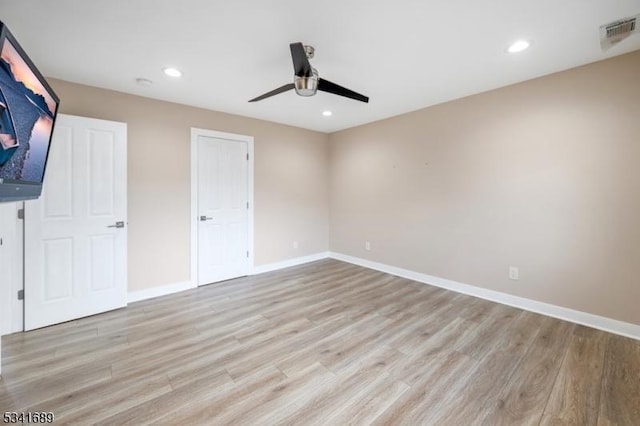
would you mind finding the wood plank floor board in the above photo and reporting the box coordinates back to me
[3,324,99,354]
[387,317,479,387]
[2,335,130,386]
[1,259,638,424]
[196,313,271,341]
[423,311,544,425]
[393,302,475,355]
[405,288,455,315]
[540,326,608,426]
[314,314,405,374]
[96,368,237,425]
[151,365,286,426]
[275,311,387,377]
[224,319,323,381]
[233,315,314,344]
[455,294,501,324]
[372,350,478,425]
[338,375,410,426]
[383,296,454,347]
[162,336,242,389]
[279,363,395,425]
[480,316,576,425]
[25,371,173,425]
[256,296,340,324]
[0,363,113,412]
[454,302,523,361]
[109,331,218,379]
[221,312,353,380]
[597,334,640,425]
[203,262,363,306]
[336,343,408,381]
[210,362,337,425]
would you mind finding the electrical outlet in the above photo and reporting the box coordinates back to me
[292,241,298,249]
[365,241,371,251]
[509,266,519,280]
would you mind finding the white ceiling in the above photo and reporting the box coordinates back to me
[2,1,639,133]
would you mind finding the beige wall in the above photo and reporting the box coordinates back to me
[48,50,640,325]
[329,51,640,325]
[50,79,329,292]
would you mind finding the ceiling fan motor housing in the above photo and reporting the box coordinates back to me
[294,68,319,96]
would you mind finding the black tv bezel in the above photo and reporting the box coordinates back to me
[0,20,60,202]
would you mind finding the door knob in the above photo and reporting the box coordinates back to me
[107,221,125,228]
[200,216,213,221]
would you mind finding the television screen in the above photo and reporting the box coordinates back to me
[0,20,59,202]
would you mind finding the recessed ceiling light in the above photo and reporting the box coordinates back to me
[322,110,332,117]
[163,67,183,77]
[507,40,531,53]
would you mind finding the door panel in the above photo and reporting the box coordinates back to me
[88,129,115,216]
[197,135,249,285]
[89,234,115,291]
[25,114,127,331]
[43,127,73,218]
[42,238,73,301]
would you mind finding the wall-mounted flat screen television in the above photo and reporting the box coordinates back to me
[0,20,59,202]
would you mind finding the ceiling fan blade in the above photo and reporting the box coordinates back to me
[318,78,369,103]
[249,83,295,102]
[290,42,312,77]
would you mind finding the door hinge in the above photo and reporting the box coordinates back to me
[246,153,249,161]
[246,251,249,258]
[17,289,24,300]
[17,208,24,219]
[246,202,249,209]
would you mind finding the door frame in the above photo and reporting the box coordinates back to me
[190,128,254,286]
[0,201,24,334]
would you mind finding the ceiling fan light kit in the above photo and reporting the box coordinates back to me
[294,69,318,96]
[250,42,369,103]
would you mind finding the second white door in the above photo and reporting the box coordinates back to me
[197,135,249,285]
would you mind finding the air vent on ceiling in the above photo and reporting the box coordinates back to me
[600,15,639,50]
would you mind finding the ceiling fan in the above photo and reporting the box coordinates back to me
[249,42,369,103]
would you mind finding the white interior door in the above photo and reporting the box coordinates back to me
[197,135,249,285]
[24,114,127,331]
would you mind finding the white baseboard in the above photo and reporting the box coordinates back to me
[128,280,196,304]
[252,252,330,275]
[329,252,640,341]
[127,252,331,304]
[124,251,640,341]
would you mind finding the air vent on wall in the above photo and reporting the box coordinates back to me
[600,15,639,50]
[606,19,636,38]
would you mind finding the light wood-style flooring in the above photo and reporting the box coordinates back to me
[1,259,639,425]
